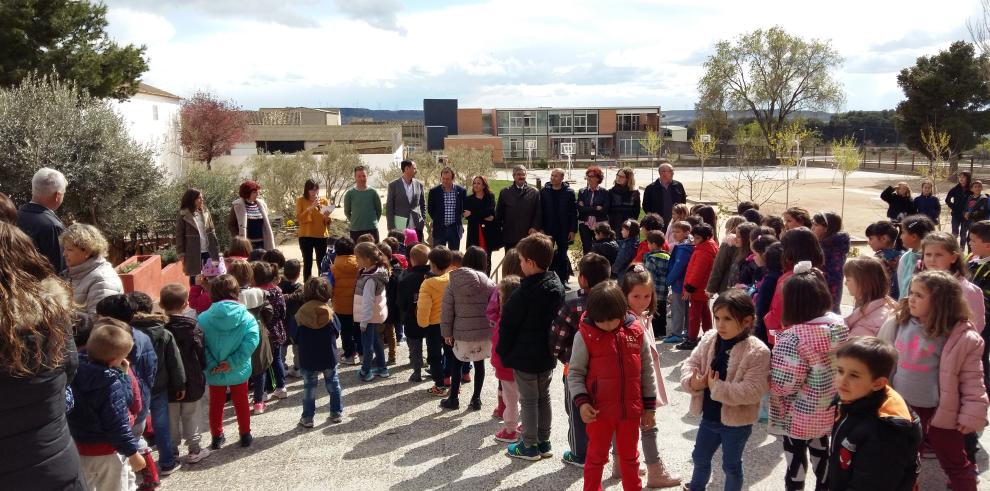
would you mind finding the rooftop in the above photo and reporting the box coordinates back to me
[248,124,401,142]
[136,82,180,100]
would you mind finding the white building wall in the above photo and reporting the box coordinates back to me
[112,94,183,178]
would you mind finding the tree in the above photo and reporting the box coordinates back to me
[690,121,718,200]
[831,137,861,216]
[697,26,845,158]
[315,142,362,204]
[713,121,785,206]
[917,125,952,188]
[639,126,665,165]
[444,146,495,187]
[248,151,317,221]
[0,74,161,242]
[768,121,814,208]
[0,1,148,100]
[180,91,249,170]
[968,0,990,75]
[895,42,990,173]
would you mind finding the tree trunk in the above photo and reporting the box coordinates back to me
[699,159,705,202]
[206,157,213,171]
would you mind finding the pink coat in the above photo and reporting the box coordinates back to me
[680,329,771,426]
[844,298,895,337]
[639,315,669,406]
[959,277,986,334]
[486,289,513,381]
[879,318,989,431]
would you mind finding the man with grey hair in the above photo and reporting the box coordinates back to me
[539,168,576,285]
[17,167,68,272]
[496,165,542,250]
[642,160,686,229]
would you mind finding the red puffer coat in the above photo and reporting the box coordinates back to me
[684,238,719,301]
[578,313,645,422]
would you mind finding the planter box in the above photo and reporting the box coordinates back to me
[117,255,162,298]
[160,257,187,292]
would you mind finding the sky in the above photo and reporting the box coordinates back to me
[104,0,981,112]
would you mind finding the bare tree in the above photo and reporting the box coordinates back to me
[831,137,861,216]
[969,0,990,59]
[315,142,362,204]
[690,121,718,201]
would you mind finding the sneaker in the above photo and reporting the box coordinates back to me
[562,450,585,468]
[387,358,397,366]
[921,441,937,459]
[440,398,459,410]
[427,386,449,397]
[252,402,266,414]
[210,434,225,450]
[538,440,553,458]
[663,334,684,344]
[185,448,211,464]
[494,429,519,443]
[286,367,301,378]
[348,355,361,365]
[408,371,423,383]
[298,417,314,428]
[462,372,471,383]
[469,397,482,411]
[375,368,391,378]
[239,432,253,447]
[506,441,542,461]
[271,387,288,400]
[675,339,698,351]
[492,408,504,420]
[158,462,179,476]
[360,370,375,382]
[328,412,343,424]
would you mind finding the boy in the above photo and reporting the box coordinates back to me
[331,237,361,364]
[128,292,186,476]
[829,337,921,491]
[69,320,147,490]
[642,230,671,338]
[965,181,989,250]
[160,284,211,465]
[550,252,612,467]
[966,220,990,461]
[280,259,304,377]
[496,233,566,461]
[633,213,667,263]
[399,244,432,382]
[664,221,694,344]
[417,246,454,395]
[679,223,718,351]
[378,242,400,366]
[865,220,902,299]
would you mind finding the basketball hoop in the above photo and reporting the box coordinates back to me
[560,142,576,180]
[700,134,711,143]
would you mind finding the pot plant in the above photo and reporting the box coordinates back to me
[116,255,162,297]
[159,247,187,289]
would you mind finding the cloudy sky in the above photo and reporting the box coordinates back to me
[104,0,980,111]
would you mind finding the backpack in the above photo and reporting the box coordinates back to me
[247,301,275,377]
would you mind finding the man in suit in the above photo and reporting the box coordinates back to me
[427,167,466,250]
[386,160,427,242]
[642,160,687,230]
[496,165,541,250]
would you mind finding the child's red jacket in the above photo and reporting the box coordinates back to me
[684,239,718,301]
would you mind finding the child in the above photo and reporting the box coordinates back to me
[694,205,719,240]
[769,264,848,491]
[566,281,657,490]
[548,252,612,466]
[762,215,785,237]
[383,236,408,342]
[591,222,619,267]
[642,231,671,338]
[128,292,186,476]
[227,260,273,411]
[679,223,719,351]
[353,241,390,382]
[492,275,523,442]
[763,227,825,345]
[295,276,344,427]
[842,256,896,337]
[895,214,935,300]
[865,219,903,299]
[386,231,408,258]
[160,284,211,464]
[665,203,690,246]
[881,182,916,221]
[69,320,147,489]
[914,179,941,225]
[621,268,681,488]
[487,250,525,424]
[190,257,226,314]
[378,242,400,365]
[812,211,851,313]
[198,274,260,450]
[706,215,746,295]
[963,180,988,251]
[330,237,362,364]
[681,290,770,491]
[879,270,989,491]
[399,244,432,382]
[450,250,464,269]
[733,222,760,290]
[497,233,566,460]
[250,261,288,408]
[280,259,303,377]
[613,219,640,279]
[665,221,694,344]
[752,240,782,346]
[226,237,251,263]
[417,246,454,395]
[967,220,990,392]
[829,337,922,491]
[782,207,813,230]
[633,213,666,262]
[919,231,986,334]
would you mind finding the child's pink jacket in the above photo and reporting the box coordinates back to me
[844,298,895,337]
[486,290,513,381]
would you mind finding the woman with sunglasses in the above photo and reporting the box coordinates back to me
[577,166,610,254]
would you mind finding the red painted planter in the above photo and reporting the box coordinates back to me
[117,255,162,298]
[160,258,187,292]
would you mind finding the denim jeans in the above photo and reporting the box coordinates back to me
[360,323,386,373]
[690,418,752,491]
[432,225,461,250]
[150,390,175,467]
[301,368,343,418]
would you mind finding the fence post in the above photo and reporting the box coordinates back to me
[894,150,898,167]
[911,153,915,171]
[971,157,975,174]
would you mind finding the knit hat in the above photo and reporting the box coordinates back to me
[201,256,227,277]
[404,228,418,246]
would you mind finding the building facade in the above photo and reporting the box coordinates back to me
[111,83,183,178]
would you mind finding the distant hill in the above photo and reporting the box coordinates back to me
[661,109,833,126]
[340,108,424,123]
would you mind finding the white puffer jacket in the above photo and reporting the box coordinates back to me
[65,256,123,313]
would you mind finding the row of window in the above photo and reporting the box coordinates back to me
[494,110,655,136]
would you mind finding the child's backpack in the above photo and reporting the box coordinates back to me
[247,300,274,377]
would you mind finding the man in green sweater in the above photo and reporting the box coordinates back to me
[344,166,382,242]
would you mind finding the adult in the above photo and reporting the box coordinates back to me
[343,165,382,243]
[642,160,686,229]
[0,192,16,224]
[463,175,500,268]
[540,168,577,285]
[17,167,68,273]
[228,180,275,250]
[386,160,426,242]
[576,166,609,254]
[495,165,542,250]
[427,167,467,250]
[880,182,916,222]
[60,223,124,313]
[607,166,641,229]
[295,179,332,280]
[176,188,220,282]
[0,222,85,490]
[946,171,973,237]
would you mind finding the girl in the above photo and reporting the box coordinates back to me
[707,215,747,295]
[811,211,850,313]
[763,227,825,344]
[665,203,690,246]
[682,289,771,491]
[226,237,252,263]
[881,182,916,221]
[782,207,812,231]
[250,262,288,410]
[769,263,848,491]
[487,250,524,420]
[842,256,896,337]
[914,179,941,225]
[294,277,344,427]
[621,268,681,488]
[612,219,640,279]
[879,270,989,491]
[591,222,619,267]
[353,242,390,382]
[440,246,497,411]
[607,167,641,229]
[762,216,785,237]
[489,275,522,441]
[733,222,760,290]
[752,240,782,346]
[919,232,986,334]
[896,214,935,299]
[694,205,719,241]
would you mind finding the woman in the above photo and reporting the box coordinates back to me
[228,180,275,250]
[607,167,641,232]
[0,222,85,490]
[463,175,500,270]
[296,179,331,280]
[60,223,123,313]
[577,166,609,254]
[176,188,220,283]
[947,171,972,238]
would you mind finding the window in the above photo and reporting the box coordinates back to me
[152,105,159,121]
[573,110,598,134]
[617,113,640,131]
[548,110,573,134]
[619,138,644,157]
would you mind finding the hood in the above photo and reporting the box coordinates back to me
[578,311,638,342]
[74,352,118,394]
[239,287,266,309]
[843,387,922,441]
[695,239,718,255]
[822,231,851,250]
[449,267,490,293]
[66,256,107,281]
[333,255,358,271]
[296,300,334,329]
[166,314,198,332]
[361,266,390,284]
[201,300,250,332]
[522,270,565,298]
[543,181,572,192]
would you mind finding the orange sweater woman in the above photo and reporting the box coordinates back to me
[296,179,332,280]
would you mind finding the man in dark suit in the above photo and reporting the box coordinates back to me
[386,159,427,241]
[17,167,67,273]
[496,165,542,250]
[427,167,466,250]
[642,160,687,229]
